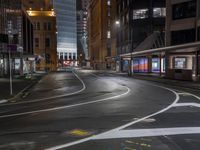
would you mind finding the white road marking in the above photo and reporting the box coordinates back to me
[46,83,180,150]
[173,103,200,108]
[0,100,8,104]
[0,71,86,106]
[93,127,200,140]
[0,85,130,119]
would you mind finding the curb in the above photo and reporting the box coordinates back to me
[1,75,45,104]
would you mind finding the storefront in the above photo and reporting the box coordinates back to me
[120,42,200,81]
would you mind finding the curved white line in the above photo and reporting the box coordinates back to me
[0,70,86,106]
[45,81,180,150]
[0,86,130,119]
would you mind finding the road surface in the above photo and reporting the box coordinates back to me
[0,69,200,150]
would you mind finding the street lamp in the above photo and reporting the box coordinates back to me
[8,20,13,95]
[115,20,120,25]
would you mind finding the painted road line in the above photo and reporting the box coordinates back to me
[0,100,8,104]
[45,84,179,150]
[0,71,86,106]
[93,127,200,140]
[173,103,200,108]
[0,85,130,119]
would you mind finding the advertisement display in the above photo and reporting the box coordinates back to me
[132,58,148,73]
[174,58,186,69]
[122,60,129,72]
[152,58,160,72]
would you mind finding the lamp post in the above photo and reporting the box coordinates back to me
[8,20,13,95]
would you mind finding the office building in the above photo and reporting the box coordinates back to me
[88,0,117,70]
[53,0,77,67]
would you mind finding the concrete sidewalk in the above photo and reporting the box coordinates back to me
[0,73,45,103]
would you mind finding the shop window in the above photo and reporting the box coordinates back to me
[133,9,148,20]
[171,28,195,45]
[153,8,166,18]
[172,0,196,20]
[174,57,186,69]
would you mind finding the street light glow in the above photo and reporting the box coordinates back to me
[115,20,120,25]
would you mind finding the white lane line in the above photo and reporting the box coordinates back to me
[0,86,130,119]
[93,127,200,140]
[0,100,8,104]
[173,103,200,108]
[0,71,86,106]
[46,84,180,150]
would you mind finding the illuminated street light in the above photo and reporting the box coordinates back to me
[115,20,120,25]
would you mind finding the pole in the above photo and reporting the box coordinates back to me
[9,46,13,95]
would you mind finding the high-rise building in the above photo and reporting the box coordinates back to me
[116,0,166,72]
[53,0,77,67]
[88,0,117,70]
[77,0,90,65]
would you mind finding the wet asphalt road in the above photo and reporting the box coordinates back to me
[0,69,200,150]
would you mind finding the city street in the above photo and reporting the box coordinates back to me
[0,69,200,150]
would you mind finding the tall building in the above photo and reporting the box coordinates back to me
[116,0,166,72]
[53,0,77,67]
[0,0,33,76]
[88,0,117,70]
[165,0,200,81]
[23,0,57,71]
[77,0,90,65]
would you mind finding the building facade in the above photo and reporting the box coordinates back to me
[53,0,77,67]
[88,0,117,70]
[23,0,57,71]
[0,0,33,77]
[77,0,90,66]
[165,0,200,81]
[116,0,166,72]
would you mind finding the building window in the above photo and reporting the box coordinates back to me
[172,0,196,20]
[44,22,47,30]
[45,38,50,48]
[133,9,149,20]
[107,31,111,39]
[64,53,68,60]
[171,28,195,45]
[37,22,40,30]
[107,0,111,6]
[73,53,76,60]
[60,52,63,60]
[48,22,51,31]
[35,38,39,47]
[153,8,166,18]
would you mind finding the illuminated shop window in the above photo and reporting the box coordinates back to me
[107,31,111,39]
[153,8,166,18]
[133,9,148,20]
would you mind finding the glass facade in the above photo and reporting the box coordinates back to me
[53,0,77,62]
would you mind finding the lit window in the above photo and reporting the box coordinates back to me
[107,0,111,6]
[153,8,166,18]
[107,31,111,38]
[133,9,149,20]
